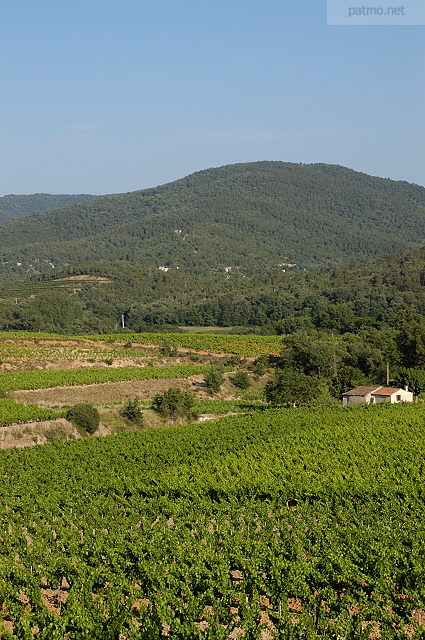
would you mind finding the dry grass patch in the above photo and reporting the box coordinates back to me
[13,375,206,406]
[0,418,79,450]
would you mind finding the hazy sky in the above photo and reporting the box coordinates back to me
[1,0,424,194]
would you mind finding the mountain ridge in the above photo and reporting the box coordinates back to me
[1,161,424,272]
[0,193,100,223]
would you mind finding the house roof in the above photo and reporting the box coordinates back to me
[342,386,381,396]
[371,387,405,397]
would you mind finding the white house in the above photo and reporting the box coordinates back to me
[342,385,414,407]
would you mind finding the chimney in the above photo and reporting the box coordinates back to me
[404,385,409,391]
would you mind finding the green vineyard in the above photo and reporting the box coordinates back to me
[0,403,424,638]
[78,333,283,356]
[0,399,63,426]
[0,364,212,391]
[0,332,282,357]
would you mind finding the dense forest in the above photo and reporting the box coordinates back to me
[0,246,424,341]
[0,162,424,272]
[0,193,99,222]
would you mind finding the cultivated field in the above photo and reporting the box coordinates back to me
[0,332,266,448]
[0,332,424,639]
[0,331,282,358]
[0,404,424,638]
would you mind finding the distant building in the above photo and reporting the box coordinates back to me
[342,385,414,406]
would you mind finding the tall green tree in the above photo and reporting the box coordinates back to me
[397,314,425,368]
[281,332,337,378]
[394,368,425,398]
[265,370,325,406]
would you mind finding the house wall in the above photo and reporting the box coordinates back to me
[395,389,414,402]
[343,393,372,406]
[371,395,390,405]
[343,388,414,406]
[373,389,414,404]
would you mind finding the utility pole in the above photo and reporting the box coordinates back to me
[386,362,390,386]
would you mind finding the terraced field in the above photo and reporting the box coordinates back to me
[0,333,259,444]
[0,331,282,358]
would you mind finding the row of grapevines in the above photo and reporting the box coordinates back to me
[0,331,64,340]
[0,331,282,356]
[77,332,282,356]
[0,403,424,637]
[0,364,212,391]
[0,399,63,426]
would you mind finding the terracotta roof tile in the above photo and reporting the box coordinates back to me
[343,386,381,396]
[371,387,403,397]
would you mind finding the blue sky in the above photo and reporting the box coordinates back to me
[1,0,424,194]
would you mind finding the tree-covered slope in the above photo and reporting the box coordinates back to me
[0,193,100,222]
[1,245,425,335]
[0,161,425,271]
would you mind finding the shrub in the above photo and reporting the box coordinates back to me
[231,371,251,390]
[66,403,100,434]
[204,367,224,395]
[160,340,178,357]
[252,355,269,377]
[152,387,198,421]
[120,398,143,425]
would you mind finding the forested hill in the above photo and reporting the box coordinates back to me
[1,245,425,335]
[1,161,425,272]
[0,193,100,222]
